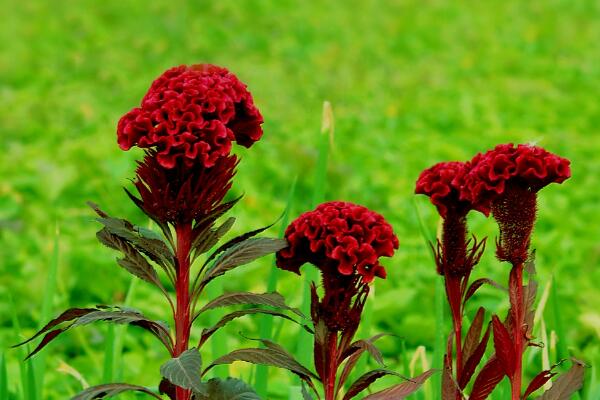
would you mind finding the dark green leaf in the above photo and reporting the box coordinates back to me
[300,382,314,400]
[202,220,279,269]
[198,308,310,347]
[193,377,260,400]
[71,383,162,399]
[16,307,173,359]
[200,238,287,287]
[204,340,318,396]
[90,202,174,270]
[193,217,236,258]
[160,348,206,394]
[198,291,303,318]
[97,228,162,287]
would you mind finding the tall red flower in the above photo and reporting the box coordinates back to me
[277,202,398,400]
[117,64,263,169]
[415,161,484,277]
[464,143,570,264]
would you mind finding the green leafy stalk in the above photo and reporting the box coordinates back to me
[254,177,297,397]
[103,325,116,383]
[296,101,334,372]
[9,294,34,400]
[34,223,60,399]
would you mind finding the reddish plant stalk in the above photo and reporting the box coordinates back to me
[445,276,464,382]
[324,331,339,400]
[175,222,193,400]
[509,262,524,400]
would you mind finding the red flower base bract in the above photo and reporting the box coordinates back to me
[117,64,263,169]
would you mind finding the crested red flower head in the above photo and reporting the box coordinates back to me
[463,143,571,264]
[276,201,398,284]
[462,144,571,216]
[117,64,263,169]
[415,161,472,218]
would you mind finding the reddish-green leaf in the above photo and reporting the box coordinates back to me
[361,369,436,399]
[460,323,491,389]
[469,357,505,400]
[462,307,485,365]
[343,369,402,400]
[15,307,173,358]
[198,291,303,318]
[198,308,310,347]
[338,333,389,389]
[491,315,515,378]
[522,369,557,399]
[464,279,506,304]
[538,359,586,400]
[442,356,458,400]
[13,308,95,348]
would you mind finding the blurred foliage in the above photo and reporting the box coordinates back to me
[1,0,599,398]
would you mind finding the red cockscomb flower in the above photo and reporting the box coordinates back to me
[415,161,472,218]
[117,64,263,169]
[276,201,398,284]
[462,143,571,216]
[464,143,571,264]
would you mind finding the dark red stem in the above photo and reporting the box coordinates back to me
[175,222,193,400]
[324,331,339,400]
[445,275,464,399]
[510,263,524,400]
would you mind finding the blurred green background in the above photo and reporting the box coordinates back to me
[1,0,599,399]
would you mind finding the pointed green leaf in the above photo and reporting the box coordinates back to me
[201,238,287,287]
[194,377,260,400]
[160,348,206,394]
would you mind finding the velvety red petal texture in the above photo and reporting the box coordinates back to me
[462,144,571,215]
[415,161,472,218]
[117,64,263,169]
[276,201,399,283]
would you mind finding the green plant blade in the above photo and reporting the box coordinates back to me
[296,101,333,374]
[254,176,297,397]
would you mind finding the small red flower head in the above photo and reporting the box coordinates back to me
[276,201,398,284]
[415,161,472,218]
[462,144,571,216]
[117,64,263,169]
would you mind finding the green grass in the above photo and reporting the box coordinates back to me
[1,0,600,398]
